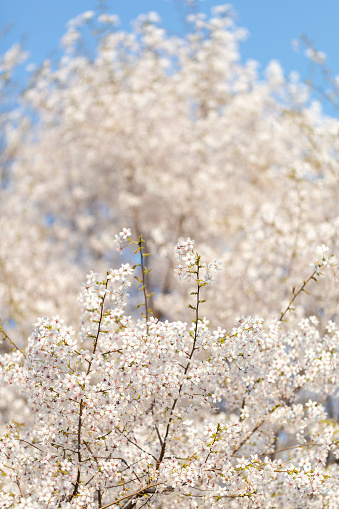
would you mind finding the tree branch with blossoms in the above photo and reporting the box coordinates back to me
[279,244,337,322]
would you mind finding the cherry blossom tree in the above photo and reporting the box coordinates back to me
[1,5,339,503]
[1,5,339,339]
[0,232,339,508]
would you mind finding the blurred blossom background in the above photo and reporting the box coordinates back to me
[1,0,339,342]
[2,1,339,115]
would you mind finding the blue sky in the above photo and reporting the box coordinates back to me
[1,1,338,114]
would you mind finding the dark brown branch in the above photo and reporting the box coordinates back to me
[156,258,202,468]
[68,278,108,501]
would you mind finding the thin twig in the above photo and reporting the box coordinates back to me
[99,482,163,509]
[0,327,26,358]
[279,266,320,322]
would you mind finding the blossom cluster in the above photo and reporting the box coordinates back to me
[0,235,339,508]
[174,237,222,285]
[113,228,132,252]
